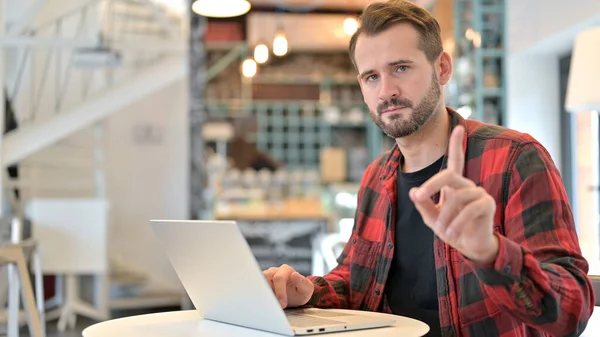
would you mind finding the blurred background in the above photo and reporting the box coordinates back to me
[1,0,600,336]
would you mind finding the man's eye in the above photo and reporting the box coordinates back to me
[366,75,378,81]
[397,65,409,72]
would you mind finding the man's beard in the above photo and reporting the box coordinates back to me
[370,73,441,139]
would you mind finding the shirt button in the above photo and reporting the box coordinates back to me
[505,265,512,274]
[387,242,393,249]
[375,289,380,296]
[352,238,357,244]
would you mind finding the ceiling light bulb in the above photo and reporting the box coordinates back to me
[343,17,359,36]
[472,32,482,48]
[191,0,251,18]
[465,28,474,41]
[241,58,257,78]
[273,33,288,57]
[254,44,269,64]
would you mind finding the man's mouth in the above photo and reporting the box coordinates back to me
[381,106,408,114]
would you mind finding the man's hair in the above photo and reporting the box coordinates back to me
[348,0,443,68]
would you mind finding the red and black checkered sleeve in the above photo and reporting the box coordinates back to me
[305,162,378,309]
[305,155,389,310]
[470,142,595,335]
[306,243,352,309]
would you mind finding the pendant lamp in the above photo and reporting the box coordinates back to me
[191,0,251,18]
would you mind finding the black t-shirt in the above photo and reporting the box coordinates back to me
[384,156,443,336]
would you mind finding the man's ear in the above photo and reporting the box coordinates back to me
[437,51,453,85]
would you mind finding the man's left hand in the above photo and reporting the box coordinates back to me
[409,125,499,263]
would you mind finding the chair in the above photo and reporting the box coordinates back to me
[317,233,348,274]
[0,238,44,337]
[0,216,45,337]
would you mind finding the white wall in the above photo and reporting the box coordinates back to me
[104,79,189,291]
[506,0,600,164]
[506,54,562,166]
[507,0,600,55]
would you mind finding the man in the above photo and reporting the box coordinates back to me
[263,1,595,336]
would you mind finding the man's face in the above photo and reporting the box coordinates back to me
[355,23,442,139]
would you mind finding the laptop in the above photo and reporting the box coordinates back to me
[149,219,397,336]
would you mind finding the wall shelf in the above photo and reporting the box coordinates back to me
[204,49,389,172]
[206,99,386,172]
[453,0,506,125]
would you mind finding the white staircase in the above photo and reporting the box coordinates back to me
[2,55,186,168]
[1,0,189,330]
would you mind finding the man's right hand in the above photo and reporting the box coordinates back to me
[263,264,314,309]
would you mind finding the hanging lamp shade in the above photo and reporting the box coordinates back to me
[566,25,600,113]
[191,0,251,18]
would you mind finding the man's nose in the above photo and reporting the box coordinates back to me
[378,75,400,102]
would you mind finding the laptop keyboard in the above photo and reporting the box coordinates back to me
[285,311,347,328]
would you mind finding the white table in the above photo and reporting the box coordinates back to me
[82,307,600,337]
[82,309,429,337]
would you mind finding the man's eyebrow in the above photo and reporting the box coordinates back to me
[388,59,415,66]
[359,69,375,79]
[359,59,415,79]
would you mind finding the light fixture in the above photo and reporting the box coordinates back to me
[273,32,288,57]
[465,28,475,40]
[464,28,482,48]
[254,43,269,64]
[343,17,359,36]
[566,26,600,113]
[472,32,482,48]
[241,58,257,78]
[191,0,251,18]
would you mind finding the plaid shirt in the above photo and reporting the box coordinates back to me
[307,108,595,336]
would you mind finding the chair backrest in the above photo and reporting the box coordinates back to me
[319,233,348,273]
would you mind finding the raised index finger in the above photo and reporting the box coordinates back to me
[447,125,465,175]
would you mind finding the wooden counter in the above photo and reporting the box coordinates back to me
[214,198,331,221]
